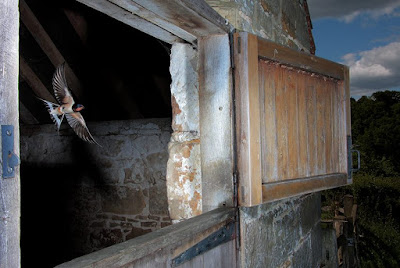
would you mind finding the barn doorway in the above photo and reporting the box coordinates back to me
[19,0,172,266]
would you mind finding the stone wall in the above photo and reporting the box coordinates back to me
[206,0,315,52]
[20,118,171,263]
[240,193,322,268]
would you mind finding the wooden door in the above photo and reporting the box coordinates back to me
[234,32,351,206]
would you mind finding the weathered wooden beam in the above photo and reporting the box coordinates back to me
[19,101,39,125]
[20,0,84,100]
[262,173,348,203]
[55,207,235,268]
[234,32,263,207]
[19,57,57,103]
[76,0,231,45]
[108,0,197,44]
[257,35,346,80]
[63,8,88,45]
[198,34,234,212]
[0,0,20,266]
[130,0,231,38]
[75,0,183,44]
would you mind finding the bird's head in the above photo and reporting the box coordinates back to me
[73,103,85,112]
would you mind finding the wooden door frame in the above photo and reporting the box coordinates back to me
[0,0,21,267]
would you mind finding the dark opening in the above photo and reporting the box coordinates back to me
[19,0,172,266]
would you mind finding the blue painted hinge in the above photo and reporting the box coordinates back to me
[2,125,20,179]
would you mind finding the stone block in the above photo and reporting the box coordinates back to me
[101,186,146,215]
[300,193,321,235]
[149,185,169,216]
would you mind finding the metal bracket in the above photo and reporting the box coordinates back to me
[347,136,353,180]
[2,125,20,179]
[347,136,361,178]
[171,221,235,267]
[351,149,360,173]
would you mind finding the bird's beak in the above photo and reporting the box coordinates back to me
[75,105,85,112]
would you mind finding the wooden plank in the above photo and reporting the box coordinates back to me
[259,60,278,183]
[198,34,234,212]
[316,77,327,174]
[56,207,235,268]
[19,57,57,103]
[63,8,88,45]
[338,80,347,174]
[108,0,197,44]
[0,0,20,266]
[306,77,317,176]
[286,66,300,180]
[331,82,340,173]
[76,0,183,45]
[20,0,83,100]
[234,32,262,206]
[275,64,289,181]
[19,101,39,125]
[257,36,346,80]
[131,0,231,38]
[297,70,309,177]
[324,81,334,173]
[262,173,348,203]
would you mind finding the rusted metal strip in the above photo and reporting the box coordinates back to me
[171,221,235,267]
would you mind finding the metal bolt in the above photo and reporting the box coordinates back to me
[6,130,11,136]
[7,167,13,174]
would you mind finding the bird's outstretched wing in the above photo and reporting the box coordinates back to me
[38,97,63,131]
[53,63,74,106]
[65,112,100,146]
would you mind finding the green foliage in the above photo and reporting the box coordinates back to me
[322,91,400,266]
[352,174,400,267]
[351,91,400,176]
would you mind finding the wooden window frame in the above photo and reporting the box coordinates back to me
[234,32,352,207]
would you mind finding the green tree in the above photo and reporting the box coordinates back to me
[351,90,400,176]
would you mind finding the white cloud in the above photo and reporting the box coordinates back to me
[341,42,400,96]
[308,0,400,22]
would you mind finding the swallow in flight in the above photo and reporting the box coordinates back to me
[39,63,100,145]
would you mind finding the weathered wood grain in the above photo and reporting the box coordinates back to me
[20,57,57,103]
[56,207,235,268]
[19,101,39,125]
[286,67,299,180]
[20,0,84,100]
[0,0,21,266]
[198,34,234,212]
[234,32,262,206]
[297,71,308,177]
[257,36,346,80]
[262,173,348,203]
[235,33,351,206]
[76,0,183,44]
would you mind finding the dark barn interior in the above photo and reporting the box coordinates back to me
[19,0,172,266]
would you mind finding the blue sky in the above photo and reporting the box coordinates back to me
[308,0,400,98]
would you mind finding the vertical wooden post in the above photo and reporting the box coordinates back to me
[0,0,21,267]
[234,32,262,206]
[198,34,234,212]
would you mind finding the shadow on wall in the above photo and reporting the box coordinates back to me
[20,119,172,267]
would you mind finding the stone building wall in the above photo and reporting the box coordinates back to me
[20,118,172,260]
[206,1,322,267]
[207,0,315,53]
